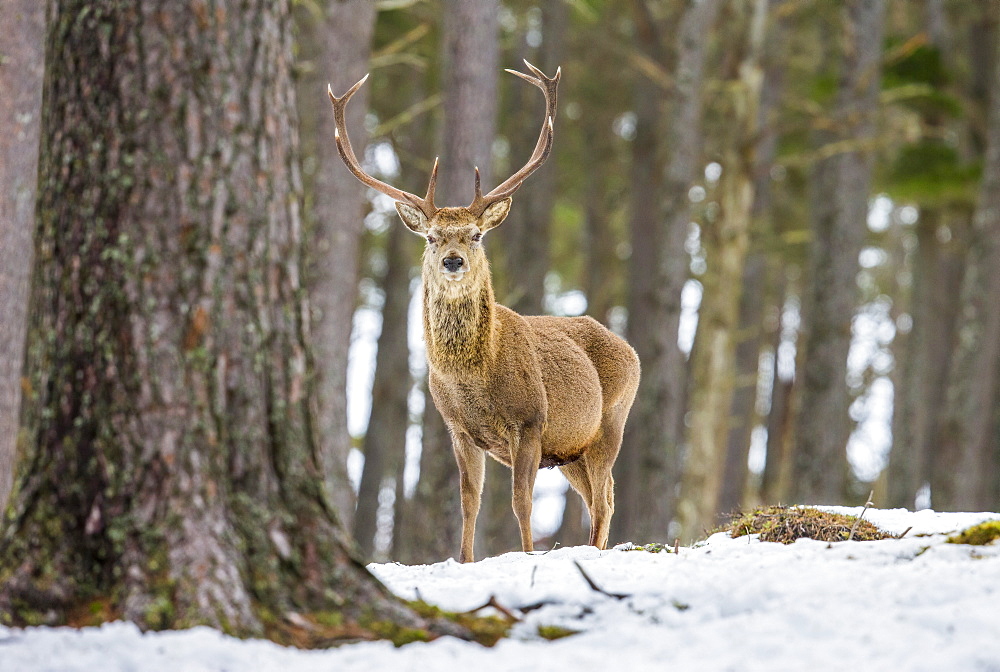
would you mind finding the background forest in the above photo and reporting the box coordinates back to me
[2,0,999,583]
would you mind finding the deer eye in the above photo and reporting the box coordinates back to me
[426,234,437,244]
[471,232,482,243]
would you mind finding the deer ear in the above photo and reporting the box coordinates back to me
[480,198,512,232]
[395,202,428,234]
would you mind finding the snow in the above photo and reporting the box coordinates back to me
[2,508,999,671]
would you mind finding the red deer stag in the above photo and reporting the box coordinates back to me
[329,62,640,563]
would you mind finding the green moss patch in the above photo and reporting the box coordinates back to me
[947,520,1000,546]
[537,624,579,640]
[723,506,892,544]
[623,542,671,554]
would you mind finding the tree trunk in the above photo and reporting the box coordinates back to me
[945,28,1000,511]
[888,210,967,509]
[792,0,885,504]
[0,0,46,515]
[295,0,377,525]
[615,0,721,544]
[497,1,567,315]
[0,1,464,643]
[353,224,415,560]
[678,0,767,539]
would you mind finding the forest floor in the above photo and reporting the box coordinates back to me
[2,507,999,671]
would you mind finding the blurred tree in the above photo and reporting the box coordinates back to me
[354,222,414,559]
[295,0,377,524]
[884,5,974,510]
[614,0,721,545]
[496,1,567,315]
[792,0,885,504]
[717,0,790,516]
[678,0,769,539]
[942,7,1000,512]
[0,0,45,514]
[0,0,464,641]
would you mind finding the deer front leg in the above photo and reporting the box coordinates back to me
[452,433,485,563]
[511,424,543,553]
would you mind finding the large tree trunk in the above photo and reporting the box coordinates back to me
[0,0,46,514]
[677,0,767,539]
[614,0,721,544]
[791,0,885,504]
[0,1,463,643]
[295,0,377,524]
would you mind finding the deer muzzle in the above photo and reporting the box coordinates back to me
[442,255,467,279]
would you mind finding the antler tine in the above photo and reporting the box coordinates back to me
[469,62,560,216]
[328,77,438,219]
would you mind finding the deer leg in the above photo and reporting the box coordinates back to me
[453,433,485,563]
[511,425,542,553]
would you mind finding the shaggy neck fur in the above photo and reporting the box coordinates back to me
[423,262,497,374]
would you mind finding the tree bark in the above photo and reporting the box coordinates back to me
[944,28,1000,511]
[497,1,567,316]
[295,0,377,525]
[0,0,464,643]
[678,0,767,539]
[792,0,885,504]
[0,0,46,514]
[614,0,721,544]
[354,224,415,560]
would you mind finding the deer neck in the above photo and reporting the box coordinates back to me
[423,270,497,374]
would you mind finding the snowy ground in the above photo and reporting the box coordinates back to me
[2,508,999,672]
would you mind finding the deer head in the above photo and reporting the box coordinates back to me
[327,61,560,285]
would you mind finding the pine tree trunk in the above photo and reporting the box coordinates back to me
[678,0,766,538]
[792,0,884,504]
[944,28,1000,511]
[0,1,464,643]
[354,224,414,559]
[0,0,46,514]
[615,0,721,544]
[497,1,567,316]
[888,210,967,509]
[295,0,376,525]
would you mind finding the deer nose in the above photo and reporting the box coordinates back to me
[443,256,464,272]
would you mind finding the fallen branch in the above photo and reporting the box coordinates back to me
[573,560,629,600]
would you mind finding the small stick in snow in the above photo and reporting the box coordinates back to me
[895,526,913,539]
[461,595,520,622]
[530,565,538,588]
[674,539,680,555]
[847,490,875,542]
[573,560,628,600]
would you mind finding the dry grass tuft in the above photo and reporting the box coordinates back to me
[723,505,892,544]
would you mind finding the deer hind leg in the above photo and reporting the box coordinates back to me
[511,425,543,553]
[559,460,594,531]
[453,433,485,563]
[583,410,629,549]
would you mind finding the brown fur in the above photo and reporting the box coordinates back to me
[398,201,641,563]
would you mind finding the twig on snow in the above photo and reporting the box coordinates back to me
[573,560,629,600]
[847,490,875,542]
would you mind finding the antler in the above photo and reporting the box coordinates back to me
[328,76,439,219]
[467,60,561,217]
